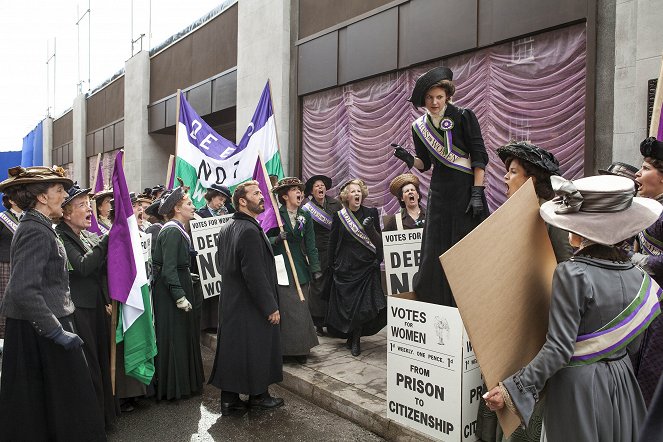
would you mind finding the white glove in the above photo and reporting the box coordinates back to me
[176,296,193,312]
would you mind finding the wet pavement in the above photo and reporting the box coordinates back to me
[106,346,385,442]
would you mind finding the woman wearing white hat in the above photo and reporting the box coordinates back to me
[484,175,662,442]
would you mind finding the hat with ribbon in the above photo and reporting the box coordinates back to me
[272,177,305,195]
[540,175,661,245]
[304,175,333,197]
[62,182,92,207]
[497,141,560,175]
[640,137,663,161]
[389,173,421,198]
[158,179,188,216]
[409,66,454,108]
[598,162,639,181]
[0,165,73,192]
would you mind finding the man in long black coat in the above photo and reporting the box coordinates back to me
[208,180,284,415]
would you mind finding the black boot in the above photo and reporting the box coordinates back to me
[351,329,361,357]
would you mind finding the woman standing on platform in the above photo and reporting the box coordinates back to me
[327,179,387,356]
[0,166,105,441]
[393,66,489,306]
[57,183,118,430]
[484,175,661,441]
[152,182,204,400]
[302,175,343,334]
[268,177,320,363]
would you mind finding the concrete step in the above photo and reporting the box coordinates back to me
[202,329,435,442]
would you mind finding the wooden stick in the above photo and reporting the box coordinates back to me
[169,90,182,189]
[259,152,305,302]
[91,153,102,219]
[165,154,175,190]
[110,299,118,395]
[650,52,663,139]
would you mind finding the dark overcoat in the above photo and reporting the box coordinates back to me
[209,211,282,395]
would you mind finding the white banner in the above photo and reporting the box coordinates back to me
[382,228,423,295]
[387,297,482,441]
[190,214,233,298]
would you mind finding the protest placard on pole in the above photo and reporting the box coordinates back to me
[382,228,423,295]
[190,214,233,298]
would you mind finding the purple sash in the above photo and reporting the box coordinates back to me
[0,211,19,234]
[160,220,192,250]
[412,114,473,175]
[338,208,376,254]
[570,271,662,365]
[302,201,333,230]
[638,230,663,256]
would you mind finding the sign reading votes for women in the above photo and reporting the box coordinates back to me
[190,214,233,298]
[382,228,423,295]
[387,298,482,441]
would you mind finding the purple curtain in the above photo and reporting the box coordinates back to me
[302,24,586,216]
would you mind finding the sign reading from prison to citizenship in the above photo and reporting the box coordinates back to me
[190,214,233,298]
[382,228,423,295]
[387,297,482,441]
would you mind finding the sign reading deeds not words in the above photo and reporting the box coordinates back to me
[387,297,482,441]
[190,214,233,298]
[383,228,423,295]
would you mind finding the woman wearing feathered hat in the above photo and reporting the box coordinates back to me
[383,173,426,231]
[267,177,320,362]
[302,174,342,334]
[151,180,204,400]
[326,179,387,356]
[56,183,118,429]
[0,166,105,440]
[629,136,663,406]
[393,66,489,306]
[484,175,662,441]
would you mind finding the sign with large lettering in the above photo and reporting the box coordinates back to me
[387,297,482,441]
[190,214,233,298]
[139,232,152,281]
[383,228,423,295]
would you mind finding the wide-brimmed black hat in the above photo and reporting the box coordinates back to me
[62,182,92,207]
[304,175,332,196]
[497,141,560,175]
[598,162,639,181]
[144,198,162,218]
[272,177,305,195]
[206,184,232,200]
[93,188,113,201]
[158,179,188,215]
[0,166,73,192]
[640,137,663,161]
[409,67,454,108]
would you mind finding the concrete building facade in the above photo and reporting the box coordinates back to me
[42,0,662,195]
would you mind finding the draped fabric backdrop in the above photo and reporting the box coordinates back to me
[302,24,586,216]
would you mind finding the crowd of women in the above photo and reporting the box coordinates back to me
[0,64,661,441]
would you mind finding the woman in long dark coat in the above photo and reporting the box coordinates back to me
[0,195,22,350]
[0,166,105,441]
[57,184,118,430]
[152,184,204,400]
[327,179,387,356]
[302,175,343,334]
[394,66,489,306]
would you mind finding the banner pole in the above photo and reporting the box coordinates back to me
[169,89,182,189]
[165,154,175,191]
[91,153,102,218]
[259,153,305,302]
[649,52,663,139]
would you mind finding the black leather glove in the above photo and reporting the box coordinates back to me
[393,146,414,169]
[465,186,486,218]
[312,271,323,280]
[274,231,290,245]
[45,326,84,351]
[362,217,374,229]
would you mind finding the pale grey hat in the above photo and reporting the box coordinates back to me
[540,175,662,245]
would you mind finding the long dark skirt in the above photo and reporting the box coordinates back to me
[635,314,663,406]
[74,304,119,429]
[154,290,204,401]
[277,283,318,356]
[308,269,331,327]
[0,261,9,338]
[0,316,106,442]
[413,168,487,306]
